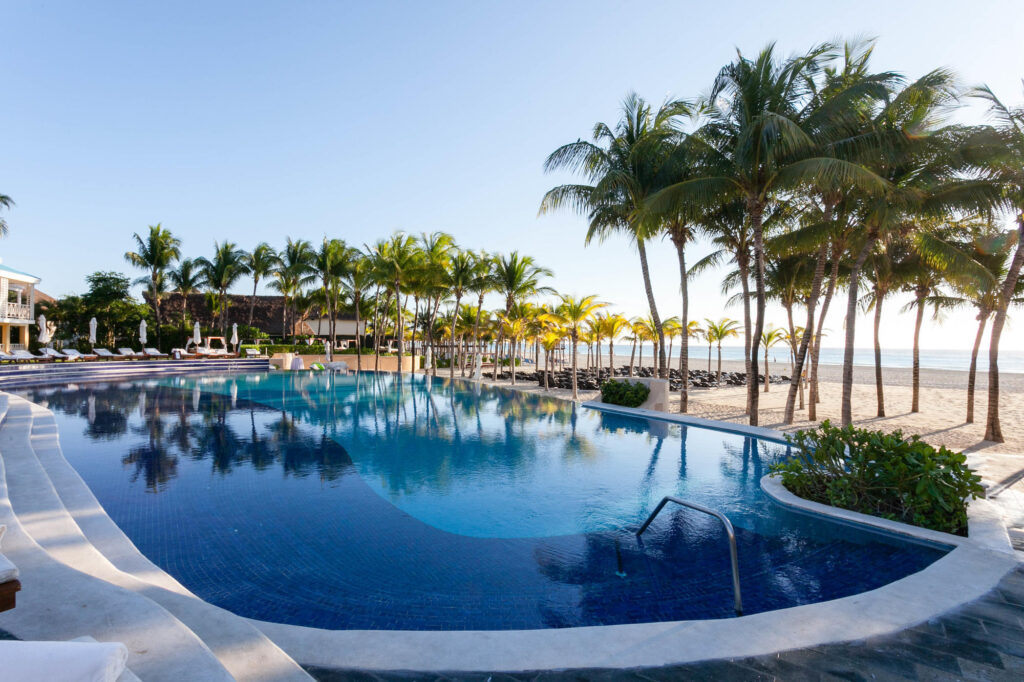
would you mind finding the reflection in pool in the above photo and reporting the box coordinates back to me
[24,371,948,630]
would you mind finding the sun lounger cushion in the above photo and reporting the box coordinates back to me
[143,348,167,357]
[93,348,117,357]
[117,348,141,357]
[0,640,129,682]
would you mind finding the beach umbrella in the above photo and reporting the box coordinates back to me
[37,315,50,345]
[139,320,147,346]
[88,318,97,345]
[424,346,433,370]
[473,353,482,382]
[230,323,238,351]
[192,322,201,348]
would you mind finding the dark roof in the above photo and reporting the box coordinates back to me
[157,293,354,336]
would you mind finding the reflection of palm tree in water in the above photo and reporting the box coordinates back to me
[123,392,177,492]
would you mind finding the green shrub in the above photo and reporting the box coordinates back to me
[770,420,983,536]
[600,379,651,408]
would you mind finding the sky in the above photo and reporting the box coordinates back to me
[2,0,1023,350]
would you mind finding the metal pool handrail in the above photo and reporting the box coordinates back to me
[636,495,743,615]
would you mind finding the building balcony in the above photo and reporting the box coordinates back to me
[2,303,33,320]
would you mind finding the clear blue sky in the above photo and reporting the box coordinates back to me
[3,1,1022,349]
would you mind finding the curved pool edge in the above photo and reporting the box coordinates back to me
[5,381,1022,674]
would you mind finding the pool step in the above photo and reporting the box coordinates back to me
[23,398,314,681]
[0,396,234,681]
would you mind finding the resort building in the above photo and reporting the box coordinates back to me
[0,263,40,353]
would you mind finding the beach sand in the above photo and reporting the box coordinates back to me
[486,354,1024,456]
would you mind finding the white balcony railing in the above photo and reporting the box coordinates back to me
[4,303,32,320]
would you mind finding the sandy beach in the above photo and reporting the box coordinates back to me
[490,354,1024,456]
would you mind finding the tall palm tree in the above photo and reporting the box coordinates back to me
[491,252,552,369]
[197,241,250,336]
[370,232,421,376]
[599,313,630,375]
[445,249,479,379]
[704,317,741,385]
[341,249,373,372]
[539,329,563,391]
[125,224,181,348]
[244,243,279,326]
[313,238,347,352]
[932,227,1021,423]
[541,93,684,380]
[415,231,455,375]
[468,251,497,375]
[653,43,886,426]
[549,295,607,399]
[270,238,315,340]
[168,258,202,329]
[969,84,1024,442]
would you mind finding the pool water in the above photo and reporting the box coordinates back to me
[25,371,948,630]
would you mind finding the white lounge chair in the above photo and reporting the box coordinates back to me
[116,348,144,359]
[0,639,137,682]
[92,348,123,360]
[40,348,69,360]
[142,348,168,358]
[62,349,98,361]
[244,348,262,358]
[11,350,50,362]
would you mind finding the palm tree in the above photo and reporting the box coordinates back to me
[599,313,630,376]
[342,249,373,372]
[969,84,1024,442]
[704,318,741,385]
[542,93,684,380]
[313,238,347,352]
[244,243,279,326]
[548,295,607,400]
[415,232,455,375]
[760,327,787,392]
[125,224,181,348]
[269,238,314,340]
[539,329,563,391]
[370,232,420,376]
[168,258,203,330]
[653,43,887,426]
[197,241,250,336]
[491,252,552,369]
[0,193,13,236]
[445,249,479,379]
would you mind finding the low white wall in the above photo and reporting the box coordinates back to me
[604,377,670,411]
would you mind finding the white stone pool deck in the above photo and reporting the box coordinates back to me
[0,376,1019,679]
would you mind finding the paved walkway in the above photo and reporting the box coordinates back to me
[306,564,1024,682]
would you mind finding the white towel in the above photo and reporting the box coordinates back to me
[0,640,129,681]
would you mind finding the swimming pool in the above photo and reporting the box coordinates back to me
[24,371,948,631]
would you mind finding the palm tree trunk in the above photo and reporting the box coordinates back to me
[449,295,462,379]
[629,338,636,377]
[636,340,642,375]
[873,291,885,417]
[636,238,667,378]
[984,220,1024,442]
[674,239,690,413]
[607,339,614,376]
[707,342,712,373]
[738,260,752,413]
[544,348,550,390]
[810,247,842,420]
[394,281,404,377]
[763,343,770,392]
[748,202,767,426]
[249,278,258,326]
[716,342,723,385]
[570,331,579,400]
[783,244,826,423]
[354,292,362,372]
[841,236,877,426]
[911,292,926,413]
[966,310,988,424]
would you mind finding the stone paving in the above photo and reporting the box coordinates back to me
[306,564,1024,682]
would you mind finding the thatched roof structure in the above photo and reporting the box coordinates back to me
[157,293,355,337]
